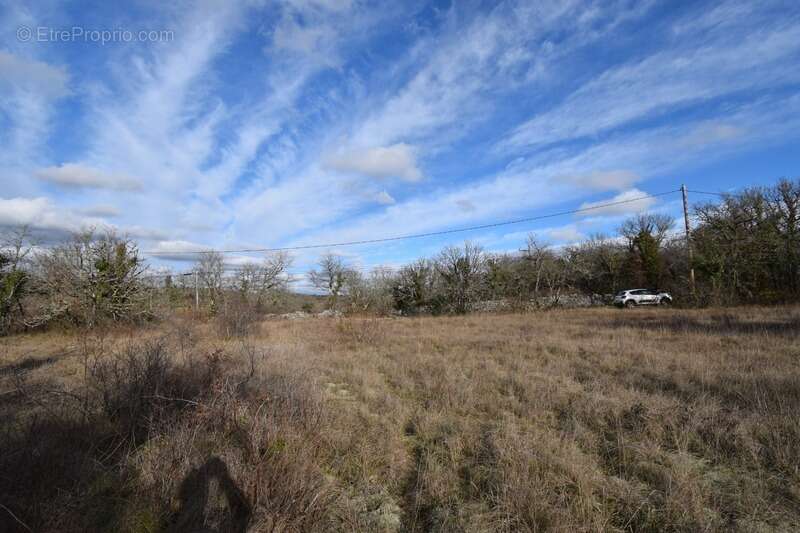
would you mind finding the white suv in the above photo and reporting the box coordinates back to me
[613,289,672,308]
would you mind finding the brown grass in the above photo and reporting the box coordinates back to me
[1,306,799,532]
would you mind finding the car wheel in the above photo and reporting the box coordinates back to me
[625,300,636,308]
[659,298,671,306]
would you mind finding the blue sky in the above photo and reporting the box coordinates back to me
[2,0,799,282]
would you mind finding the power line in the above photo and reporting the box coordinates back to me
[143,189,680,256]
[686,189,742,198]
[142,265,392,278]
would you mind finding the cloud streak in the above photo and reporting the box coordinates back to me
[1,0,798,274]
[36,163,142,191]
[324,144,422,181]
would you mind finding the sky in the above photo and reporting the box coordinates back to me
[1,0,799,284]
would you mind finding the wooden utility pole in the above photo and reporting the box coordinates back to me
[681,184,696,298]
[182,271,199,312]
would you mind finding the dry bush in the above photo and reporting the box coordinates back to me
[0,336,224,532]
[32,229,150,329]
[215,295,259,339]
[335,317,387,346]
[87,339,223,441]
[0,337,346,532]
[137,369,347,532]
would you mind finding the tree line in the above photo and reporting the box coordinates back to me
[303,178,799,314]
[1,177,797,334]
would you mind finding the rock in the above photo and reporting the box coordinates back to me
[280,311,311,320]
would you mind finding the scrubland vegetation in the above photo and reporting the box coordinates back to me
[2,306,799,532]
[1,177,798,532]
[2,179,799,338]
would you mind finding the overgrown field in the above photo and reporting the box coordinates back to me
[1,306,799,532]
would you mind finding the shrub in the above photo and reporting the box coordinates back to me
[0,227,34,335]
[33,229,149,328]
[215,295,259,338]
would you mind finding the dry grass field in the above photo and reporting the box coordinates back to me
[2,306,800,532]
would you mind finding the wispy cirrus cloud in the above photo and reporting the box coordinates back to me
[554,170,640,192]
[0,49,70,196]
[1,0,798,275]
[500,1,800,152]
[578,188,656,217]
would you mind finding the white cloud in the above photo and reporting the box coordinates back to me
[350,1,656,152]
[501,9,800,151]
[0,50,71,196]
[145,240,211,262]
[374,190,395,205]
[678,121,744,149]
[555,170,639,191]
[2,0,798,274]
[273,20,337,60]
[0,196,101,234]
[78,204,121,218]
[0,196,174,245]
[124,225,170,242]
[456,199,477,212]
[503,223,585,245]
[36,163,142,191]
[144,239,272,265]
[235,89,800,270]
[578,188,656,217]
[61,0,383,252]
[324,143,422,181]
[0,51,69,98]
[546,225,585,243]
[270,0,360,66]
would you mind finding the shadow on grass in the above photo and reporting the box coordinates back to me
[0,355,57,377]
[602,313,800,337]
[0,417,131,532]
[0,339,220,532]
[168,456,252,533]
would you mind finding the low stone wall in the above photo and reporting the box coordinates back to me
[469,294,609,313]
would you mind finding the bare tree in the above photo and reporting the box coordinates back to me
[343,266,395,314]
[619,214,674,246]
[1,225,35,269]
[197,251,224,312]
[768,179,800,294]
[367,266,396,314]
[522,235,571,306]
[308,253,348,310]
[566,233,625,298]
[522,235,549,303]
[435,242,486,313]
[342,269,369,312]
[34,229,148,327]
[693,179,800,303]
[232,251,293,308]
[233,263,259,295]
